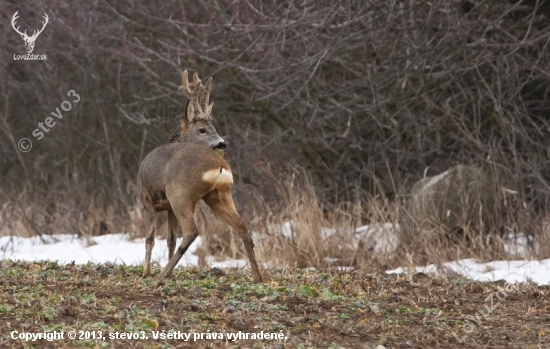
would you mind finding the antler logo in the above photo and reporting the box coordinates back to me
[11,11,49,54]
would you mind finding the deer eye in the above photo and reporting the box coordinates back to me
[199,128,206,134]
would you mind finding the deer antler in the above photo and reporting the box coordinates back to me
[11,11,27,38]
[179,70,201,99]
[11,11,48,40]
[178,70,214,121]
[31,13,49,40]
[201,77,213,113]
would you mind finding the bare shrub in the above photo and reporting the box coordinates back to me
[1,0,549,266]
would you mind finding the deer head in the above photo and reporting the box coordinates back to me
[11,11,49,54]
[169,70,226,151]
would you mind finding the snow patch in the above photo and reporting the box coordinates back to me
[0,234,246,269]
[386,258,550,285]
[353,223,399,255]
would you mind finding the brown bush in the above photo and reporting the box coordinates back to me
[1,0,549,265]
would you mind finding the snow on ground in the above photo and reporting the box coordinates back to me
[386,231,550,286]
[387,258,550,286]
[0,234,247,269]
[1,222,549,286]
[353,223,399,255]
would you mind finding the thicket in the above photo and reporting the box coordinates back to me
[1,0,549,264]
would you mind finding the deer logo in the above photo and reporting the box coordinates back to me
[11,11,49,54]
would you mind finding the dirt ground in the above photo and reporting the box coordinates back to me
[0,260,549,348]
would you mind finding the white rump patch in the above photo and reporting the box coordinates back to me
[202,167,233,186]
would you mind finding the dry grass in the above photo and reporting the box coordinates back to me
[131,170,550,272]
[2,168,550,273]
[1,0,550,274]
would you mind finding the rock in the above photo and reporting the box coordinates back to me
[400,165,496,244]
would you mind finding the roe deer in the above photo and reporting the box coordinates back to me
[138,71,262,283]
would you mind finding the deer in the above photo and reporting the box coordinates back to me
[138,71,263,283]
[11,11,49,54]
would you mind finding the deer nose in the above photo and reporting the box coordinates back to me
[216,141,227,150]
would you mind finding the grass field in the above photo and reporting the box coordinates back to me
[1,260,549,348]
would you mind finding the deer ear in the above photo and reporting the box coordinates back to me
[186,101,195,122]
[206,102,214,115]
[179,118,188,131]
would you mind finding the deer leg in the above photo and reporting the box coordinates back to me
[204,190,263,283]
[167,210,178,260]
[159,210,198,278]
[143,207,162,277]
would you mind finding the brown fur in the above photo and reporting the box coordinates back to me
[139,142,262,283]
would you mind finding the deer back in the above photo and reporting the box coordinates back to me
[139,143,232,209]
